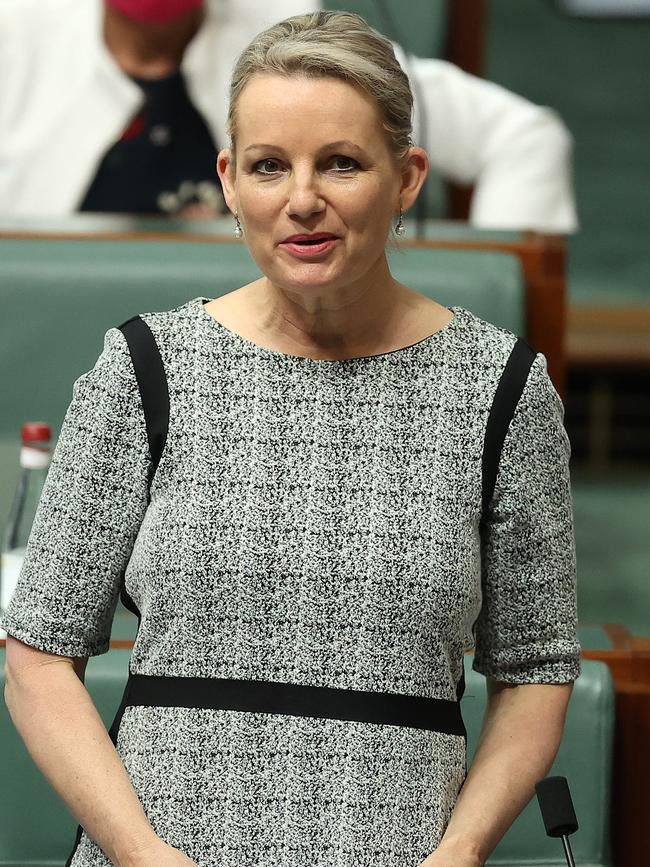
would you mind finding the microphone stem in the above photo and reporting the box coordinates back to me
[561,834,576,867]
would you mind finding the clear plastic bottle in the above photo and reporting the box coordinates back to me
[0,422,52,638]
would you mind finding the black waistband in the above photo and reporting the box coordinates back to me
[120,673,466,738]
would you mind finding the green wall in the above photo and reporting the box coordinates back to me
[486,0,650,305]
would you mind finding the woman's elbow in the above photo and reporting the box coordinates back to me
[4,635,84,708]
[486,678,574,730]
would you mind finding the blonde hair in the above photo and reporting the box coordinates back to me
[226,11,414,169]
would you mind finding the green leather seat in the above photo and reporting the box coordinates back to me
[0,649,612,866]
[0,234,524,527]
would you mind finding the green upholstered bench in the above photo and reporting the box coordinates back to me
[0,234,525,530]
[0,648,613,866]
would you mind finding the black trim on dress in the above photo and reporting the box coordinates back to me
[118,315,170,504]
[123,672,466,735]
[481,336,537,527]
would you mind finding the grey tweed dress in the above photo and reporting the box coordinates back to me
[2,295,581,867]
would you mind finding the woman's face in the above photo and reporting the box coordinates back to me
[216,73,427,298]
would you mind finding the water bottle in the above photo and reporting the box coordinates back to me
[0,422,52,638]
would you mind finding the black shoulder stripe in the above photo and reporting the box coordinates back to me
[481,337,537,526]
[117,315,169,502]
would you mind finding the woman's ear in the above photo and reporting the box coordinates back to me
[216,148,236,213]
[399,146,429,212]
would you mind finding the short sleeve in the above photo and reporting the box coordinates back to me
[472,351,582,684]
[0,328,150,657]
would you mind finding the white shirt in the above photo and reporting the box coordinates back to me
[0,0,578,231]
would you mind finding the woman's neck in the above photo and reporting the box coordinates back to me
[103,4,205,79]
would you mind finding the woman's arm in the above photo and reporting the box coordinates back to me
[420,678,573,867]
[4,636,168,866]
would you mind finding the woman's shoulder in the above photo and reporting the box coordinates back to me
[135,295,201,330]
[85,298,209,389]
[459,307,563,419]
[121,296,207,357]
[451,304,532,364]
[446,305,560,414]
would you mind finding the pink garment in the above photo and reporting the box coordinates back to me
[105,0,203,23]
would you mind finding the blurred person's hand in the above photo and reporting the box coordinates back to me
[157,180,225,220]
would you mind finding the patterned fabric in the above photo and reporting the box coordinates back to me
[1,296,581,866]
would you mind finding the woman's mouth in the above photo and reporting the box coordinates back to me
[280,236,340,259]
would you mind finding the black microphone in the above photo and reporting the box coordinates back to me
[535,776,579,867]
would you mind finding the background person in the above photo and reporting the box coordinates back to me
[0,0,577,229]
[2,11,580,867]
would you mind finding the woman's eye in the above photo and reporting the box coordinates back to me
[330,156,358,172]
[254,158,282,175]
[253,155,359,175]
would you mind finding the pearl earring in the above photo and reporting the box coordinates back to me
[234,212,243,239]
[395,206,406,237]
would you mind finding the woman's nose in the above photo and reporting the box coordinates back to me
[286,171,326,219]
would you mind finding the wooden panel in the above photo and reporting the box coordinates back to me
[603,621,634,648]
[444,0,487,220]
[446,0,487,77]
[446,183,474,222]
[567,303,650,367]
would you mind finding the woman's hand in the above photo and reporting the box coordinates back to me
[418,850,482,867]
[417,838,483,867]
[120,836,199,867]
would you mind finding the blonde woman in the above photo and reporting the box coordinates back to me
[2,12,580,867]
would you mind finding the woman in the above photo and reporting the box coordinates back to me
[2,12,580,867]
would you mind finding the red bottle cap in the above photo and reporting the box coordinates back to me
[21,422,52,443]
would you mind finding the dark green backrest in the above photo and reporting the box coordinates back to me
[0,649,612,866]
[323,2,447,58]
[0,235,524,528]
